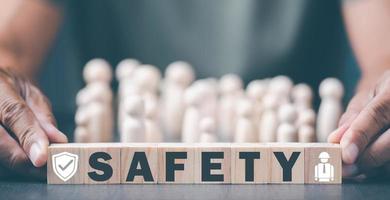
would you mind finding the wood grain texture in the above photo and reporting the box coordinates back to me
[269,143,305,184]
[194,143,231,184]
[47,143,341,185]
[121,143,158,184]
[231,143,270,184]
[47,144,83,184]
[82,145,121,184]
[158,143,195,184]
[304,143,341,184]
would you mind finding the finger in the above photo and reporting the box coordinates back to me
[0,125,45,179]
[0,84,49,167]
[25,85,67,143]
[328,123,349,143]
[339,92,371,127]
[328,92,371,143]
[340,94,390,164]
[357,128,390,172]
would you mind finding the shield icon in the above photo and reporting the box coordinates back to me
[52,152,79,182]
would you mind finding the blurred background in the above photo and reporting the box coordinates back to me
[36,0,360,139]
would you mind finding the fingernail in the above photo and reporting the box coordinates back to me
[327,128,340,142]
[42,123,58,133]
[328,124,350,143]
[43,123,68,142]
[329,127,339,136]
[29,142,44,167]
[337,124,349,135]
[341,141,359,164]
[343,164,359,177]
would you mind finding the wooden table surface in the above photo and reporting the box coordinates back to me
[0,178,389,200]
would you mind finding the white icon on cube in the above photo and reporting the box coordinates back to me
[52,152,79,182]
[314,152,334,182]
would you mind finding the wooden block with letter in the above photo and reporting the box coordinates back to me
[82,143,121,184]
[47,142,341,185]
[47,143,83,184]
[304,143,341,184]
[158,143,195,184]
[194,143,231,184]
[269,143,305,184]
[121,143,158,184]
[231,143,270,184]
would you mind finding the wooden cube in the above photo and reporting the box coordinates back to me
[304,143,341,184]
[231,143,270,184]
[194,143,231,184]
[158,143,195,184]
[269,143,305,184]
[81,143,121,184]
[121,143,158,184]
[47,142,342,185]
[47,143,83,184]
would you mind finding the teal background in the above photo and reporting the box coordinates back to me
[38,0,360,137]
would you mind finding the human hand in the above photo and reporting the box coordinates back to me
[0,67,67,179]
[328,70,390,178]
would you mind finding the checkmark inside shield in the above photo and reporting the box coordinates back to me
[58,159,74,171]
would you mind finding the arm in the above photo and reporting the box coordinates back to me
[343,0,390,91]
[0,0,61,78]
[328,0,390,177]
[0,0,67,179]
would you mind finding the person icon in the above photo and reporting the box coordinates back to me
[314,152,334,182]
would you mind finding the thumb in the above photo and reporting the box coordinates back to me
[339,74,390,164]
[340,93,390,164]
[0,91,48,167]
